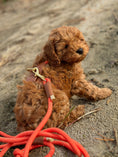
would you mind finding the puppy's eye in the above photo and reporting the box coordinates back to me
[80,39,84,41]
[65,44,68,48]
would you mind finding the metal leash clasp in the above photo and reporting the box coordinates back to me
[27,67,46,81]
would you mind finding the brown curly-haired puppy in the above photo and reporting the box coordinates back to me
[14,26,112,131]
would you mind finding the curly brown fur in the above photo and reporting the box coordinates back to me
[14,26,112,131]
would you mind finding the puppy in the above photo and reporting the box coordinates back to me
[14,26,112,131]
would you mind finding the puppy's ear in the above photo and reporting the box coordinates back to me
[44,41,60,66]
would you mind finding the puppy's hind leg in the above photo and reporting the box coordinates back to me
[68,105,84,123]
[46,88,84,129]
[57,104,84,129]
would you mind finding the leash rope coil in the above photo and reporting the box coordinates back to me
[0,63,90,157]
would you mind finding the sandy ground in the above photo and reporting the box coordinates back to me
[0,0,118,156]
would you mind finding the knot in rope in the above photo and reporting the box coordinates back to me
[13,148,23,157]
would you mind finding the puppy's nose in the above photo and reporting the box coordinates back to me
[76,48,83,54]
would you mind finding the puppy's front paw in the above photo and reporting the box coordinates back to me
[101,88,112,98]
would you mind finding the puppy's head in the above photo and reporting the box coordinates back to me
[44,26,89,66]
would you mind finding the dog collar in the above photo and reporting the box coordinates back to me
[26,61,48,82]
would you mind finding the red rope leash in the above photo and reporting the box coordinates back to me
[0,78,90,157]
